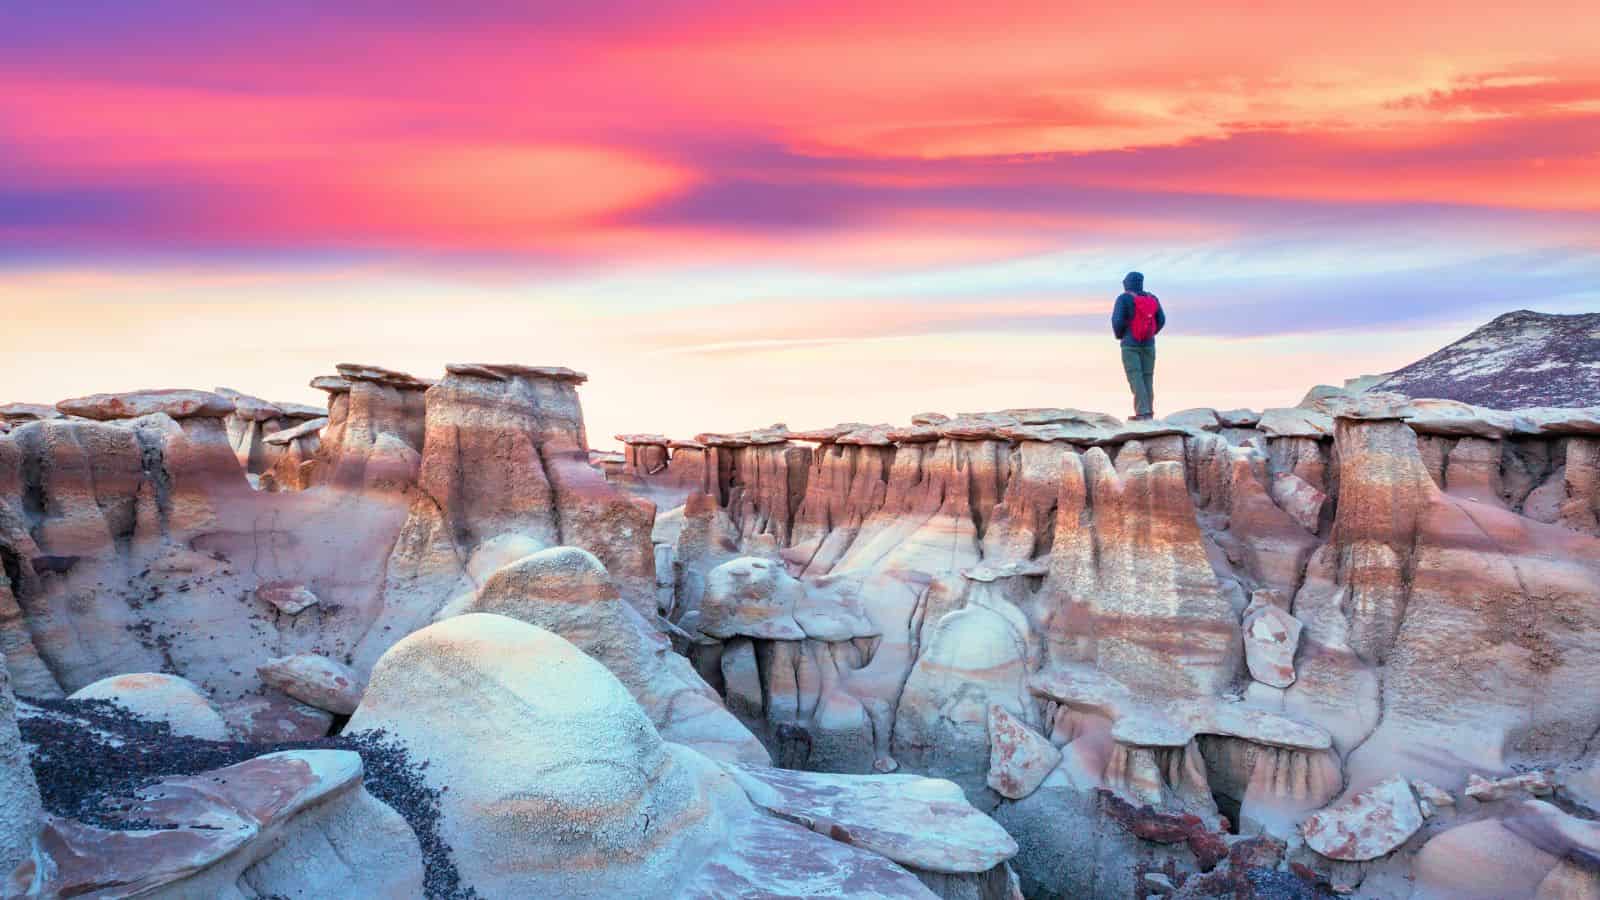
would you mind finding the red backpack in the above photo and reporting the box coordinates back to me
[1129,292,1160,342]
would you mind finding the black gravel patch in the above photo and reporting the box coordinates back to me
[19,696,476,900]
[1245,866,1331,899]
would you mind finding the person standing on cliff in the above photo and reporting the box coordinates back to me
[1111,271,1166,420]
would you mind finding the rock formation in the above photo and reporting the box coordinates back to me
[0,340,1596,898]
[1369,309,1599,408]
[67,672,230,739]
[618,387,1600,899]
[9,748,424,898]
[0,652,41,878]
[345,614,1018,898]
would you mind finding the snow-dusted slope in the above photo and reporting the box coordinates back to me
[1372,309,1599,408]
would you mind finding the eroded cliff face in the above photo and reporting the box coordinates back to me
[0,364,658,708]
[0,366,1032,899]
[623,396,1600,899]
[0,394,408,702]
[2,368,1598,899]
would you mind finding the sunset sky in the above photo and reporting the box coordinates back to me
[4,3,1598,443]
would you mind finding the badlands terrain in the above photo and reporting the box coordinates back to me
[0,311,1597,898]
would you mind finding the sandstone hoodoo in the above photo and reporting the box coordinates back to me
[2,351,1598,899]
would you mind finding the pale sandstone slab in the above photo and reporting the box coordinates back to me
[834,424,898,446]
[1030,664,1331,751]
[1402,398,1517,439]
[262,416,327,445]
[986,703,1062,800]
[1303,775,1422,861]
[446,362,587,382]
[1412,779,1456,810]
[257,653,363,715]
[6,750,420,899]
[274,401,326,420]
[680,806,939,899]
[885,423,943,443]
[728,764,1019,874]
[615,432,671,445]
[788,423,872,443]
[1257,407,1334,438]
[1096,420,1193,444]
[696,424,790,447]
[999,407,1121,428]
[993,421,1107,443]
[335,362,433,389]
[1466,770,1555,801]
[56,389,235,421]
[309,375,351,393]
[962,560,1049,582]
[1329,393,1419,421]
[1163,408,1221,431]
[1514,406,1600,436]
[938,412,1020,440]
[215,387,284,422]
[0,403,61,421]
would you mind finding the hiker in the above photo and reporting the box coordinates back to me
[1110,271,1165,420]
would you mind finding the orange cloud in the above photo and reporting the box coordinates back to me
[3,0,1599,261]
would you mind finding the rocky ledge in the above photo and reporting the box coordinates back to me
[0,353,1596,899]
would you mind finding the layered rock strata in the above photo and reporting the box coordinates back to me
[614,390,1600,898]
[346,614,1018,898]
[1,359,1596,899]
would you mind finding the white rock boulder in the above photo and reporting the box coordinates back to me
[68,673,229,740]
[347,614,734,897]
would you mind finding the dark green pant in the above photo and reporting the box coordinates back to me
[1121,344,1156,418]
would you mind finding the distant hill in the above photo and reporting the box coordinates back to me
[1369,310,1599,408]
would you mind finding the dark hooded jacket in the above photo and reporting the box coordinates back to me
[1111,277,1165,347]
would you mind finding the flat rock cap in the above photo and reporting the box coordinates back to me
[0,402,63,421]
[445,363,587,383]
[308,375,352,394]
[695,424,790,447]
[264,417,328,445]
[274,402,327,420]
[335,363,434,389]
[789,423,873,443]
[614,432,671,445]
[56,389,235,421]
